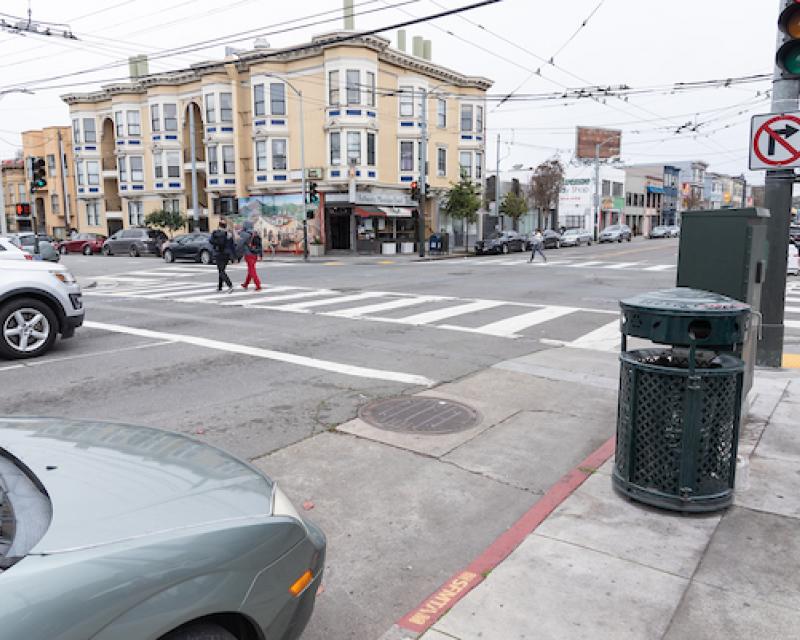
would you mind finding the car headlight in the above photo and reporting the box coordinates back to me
[50,270,76,284]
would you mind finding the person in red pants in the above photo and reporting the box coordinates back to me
[240,222,263,290]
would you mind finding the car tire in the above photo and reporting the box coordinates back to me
[59,245,68,255]
[102,245,112,256]
[163,249,175,263]
[82,244,93,256]
[129,245,140,257]
[161,623,237,640]
[199,249,211,265]
[0,297,59,360]
[627,236,632,242]
[501,244,509,254]
[587,240,592,246]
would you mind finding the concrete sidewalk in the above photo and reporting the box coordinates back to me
[389,365,798,640]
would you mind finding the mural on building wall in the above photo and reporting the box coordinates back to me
[235,194,308,253]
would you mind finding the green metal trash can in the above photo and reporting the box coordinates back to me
[613,288,751,512]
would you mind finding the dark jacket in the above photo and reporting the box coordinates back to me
[240,230,263,257]
[210,229,235,259]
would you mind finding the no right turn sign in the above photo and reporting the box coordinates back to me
[750,112,800,170]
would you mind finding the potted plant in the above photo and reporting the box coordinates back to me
[308,236,324,257]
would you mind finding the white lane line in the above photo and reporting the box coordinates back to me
[91,276,157,284]
[94,283,214,299]
[272,291,387,312]
[787,319,800,329]
[83,321,435,386]
[565,320,621,352]
[785,306,800,313]
[0,340,176,372]
[179,285,300,303]
[221,290,338,307]
[601,262,641,270]
[84,281,211,297]
[125,270,200,277]
[392,300,507,325]
[324,295,445,319]
[643,264,674,272]
[565,261,606,268]
[441,305,578,338]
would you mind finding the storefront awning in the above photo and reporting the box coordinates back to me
[378,206,413,218]
[354,205,385,217]
[646,186,664,194]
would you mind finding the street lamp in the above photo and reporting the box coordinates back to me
[593,135,619,241]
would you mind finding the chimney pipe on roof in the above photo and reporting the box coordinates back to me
[422,39,432,61]
[343,0,355,30]
[397,29,406,52]
[128,55,148,80]
[412,35,423,58]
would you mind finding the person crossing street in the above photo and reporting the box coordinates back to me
[210,220,235,292]
[239,221,263,290]
[528,229,547,263]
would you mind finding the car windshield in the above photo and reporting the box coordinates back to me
[563,230,578,236]
[603,226,619,232]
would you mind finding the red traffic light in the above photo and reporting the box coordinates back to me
[410,181,418,189]
[15,203,31,217]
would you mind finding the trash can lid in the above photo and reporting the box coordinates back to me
[620,287,750,316]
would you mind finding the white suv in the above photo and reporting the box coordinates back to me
[0,260,84,359]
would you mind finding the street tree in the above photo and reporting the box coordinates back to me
[442,176,481,251]
[144,209,188,237]
[499,191,528,230]
[528,159,565,229]
[683,188,704,211]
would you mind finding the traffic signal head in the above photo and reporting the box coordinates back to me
[410,180,420,200]
[777,1,800,77]
[31,157,47,190]
[15,203,30,217]
[308,181,319,204]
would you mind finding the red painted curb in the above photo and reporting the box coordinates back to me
[396,435,616,634]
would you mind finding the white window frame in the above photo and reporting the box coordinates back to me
[367,132,376,167]
[220,93,233,123]
[459,151,472,178]
[400,140,415,172]
[87,160,100,186]
[86,200,100,226]
[154,153,163,179]
[166,151,180,178]
[270,83,286,116]
[222,144,235,174]
[271,138,287,171]
[255,140,267,171]
[399,86,414,117]
[346,131,361,166]
[366,71,375,108]
[205,94,216,123]
[437,147,447,176]
[437,99,446,128]
[83,118,96,143]
[72,118,81,144]
[163,198,180,213]
[118,156,127,182]
[460,104,473,132]
[207,145,218,175]
[129,156,144,182]
[50,194,59,214]
[115,111,123,137]
[328,70,340,106]
[475,151,483,180]
[346,69,360,105]
[254,84,265,117]
[330,132,341,166]
[128,200,143,226]
[475,105,483,133]
[163,103,178,131]
[47,154,56,177]
[150,104,160,132]
[127,110,141,136]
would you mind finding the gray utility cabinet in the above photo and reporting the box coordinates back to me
[676,207,770,398]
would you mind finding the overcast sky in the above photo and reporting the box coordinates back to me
[0,0,780,183]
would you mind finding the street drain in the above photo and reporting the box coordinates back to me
[359,397,480,434]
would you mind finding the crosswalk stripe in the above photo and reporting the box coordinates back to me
[565,261,606,268]
[221,290,336,306]
[86,282,211,297]
[272,291,388,312]
[137,285,220,299]
[785,306,800,313]
[179,285,301,303]
[602,262,640,270]
[787,320,800,329]
[324,295,446,319]
[441,305,577,338]
[392,300,507,325]
[124,270,200,277]
[566,320,620,352]
[644,264,674,272]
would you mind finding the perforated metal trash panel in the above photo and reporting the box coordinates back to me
[613,348,743,512]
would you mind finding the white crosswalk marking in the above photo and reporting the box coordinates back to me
[261,291,388,312]
[325,295,446,318]
[180,285,300,303]
[565,261,606,268]
[602,262,640,270]
[566,320,621,352]
[440,305,577,338]
[644,264,674,272]
[391,300,507,325]
[222,290,338,306]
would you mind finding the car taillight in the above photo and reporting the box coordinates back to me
[23,253,33,260]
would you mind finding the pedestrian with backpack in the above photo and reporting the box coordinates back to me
[240,221,263,290]
[210,220,234,292]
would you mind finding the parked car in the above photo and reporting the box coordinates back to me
[598,224,632,243]
[56,233,106,255]
[5,233,59,262]
[102,227,167,257]
[0,417,326,640]
[559,228,592,247]
[541,229,562,249]
[789,242,800,276]
[0,238,32,261]
[790,224,800,247]
[162,232,214,264]
[0,260,83,359]
[475,231,526,255]
[668,225,681,238]
[648,226,671,239]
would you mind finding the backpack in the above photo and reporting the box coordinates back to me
[210,229,227,252]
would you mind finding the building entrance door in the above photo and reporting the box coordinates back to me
[328,208,351,250]
[107,218,123,235]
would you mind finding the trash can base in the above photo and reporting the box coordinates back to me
[612,469,733,513]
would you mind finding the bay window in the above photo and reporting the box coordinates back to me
[459,151,471,178]
[400,141,414,172]
[330,132,341,165]
[150,104,160,132]
[83,118,96,143]
[127,110,140,136]
[347,131,360,165]
[222,145,235,174]
[129,156,143,182]
[399,86,413,117]
[346,69,360,105]
[164,104,177,131]
[272,139,287,170]
[270,83,286,115]
[118,156,126,182]
[167,151,180,178]
[207,145,218,174]
[254,84,265,116]
[205,94,216,123]
[87,160,100,185]
[367,132,375,166]
[220,93,233,122]
[328,70,339,105]
[460,105,473,132]
[366,71,375,107]
[255,140,267,171]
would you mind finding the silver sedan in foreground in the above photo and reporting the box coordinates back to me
[0,418,325,640]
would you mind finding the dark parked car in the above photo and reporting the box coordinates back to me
[598,224,632,243]
[162,232,214,264]
[559,229,592,247]
[57,233,106,255]
[648,225,671,239]
[475,231,525,255]
[0,417,325,640]
[102,227,167,257]
[541,229,562,249]
[789,224,800,247]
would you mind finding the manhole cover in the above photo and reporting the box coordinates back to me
[359,397,480,434]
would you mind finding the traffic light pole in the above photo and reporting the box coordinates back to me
[0,169,6,235]
[758,0,800,367]
[418,88,427,258]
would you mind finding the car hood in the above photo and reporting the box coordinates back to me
[0,260,68,273]
[0,418,273,554]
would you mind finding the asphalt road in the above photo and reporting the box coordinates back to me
[6,237,793,639]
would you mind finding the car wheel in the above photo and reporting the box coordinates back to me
[59,245,68,255]
[0,298,58,360]
[627,235,632,242]
[162,623,237,640]
[163,249,175,263]
[102,245,112,256]
[587,239,592,246]
[129,245,140,257]
[502,243,509,254]
[199,249,211,265]
[82,244,93,255]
